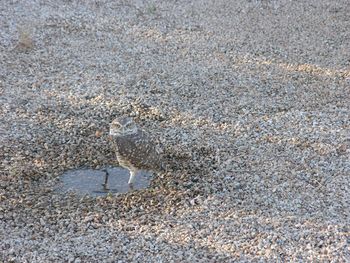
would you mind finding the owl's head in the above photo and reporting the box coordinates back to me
[109,117,138,136]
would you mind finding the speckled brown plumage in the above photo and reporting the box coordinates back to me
[114,129,162,172]
[109,117,162,187]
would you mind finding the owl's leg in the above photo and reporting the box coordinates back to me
[128,169,137,189]
[102,168,109,190]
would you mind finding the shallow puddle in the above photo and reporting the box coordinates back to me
[57,167,152,196]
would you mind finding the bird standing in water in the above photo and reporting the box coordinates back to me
[106,117,162,189]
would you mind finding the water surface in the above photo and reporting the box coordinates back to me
[58,167,152,196]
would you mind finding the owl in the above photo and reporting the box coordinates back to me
[106,117,162,189]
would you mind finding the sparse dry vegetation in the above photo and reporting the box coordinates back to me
[16,24,34,50]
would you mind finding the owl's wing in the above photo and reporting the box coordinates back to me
[115,130,161,170]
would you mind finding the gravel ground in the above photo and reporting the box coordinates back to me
[1,0,350,262]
